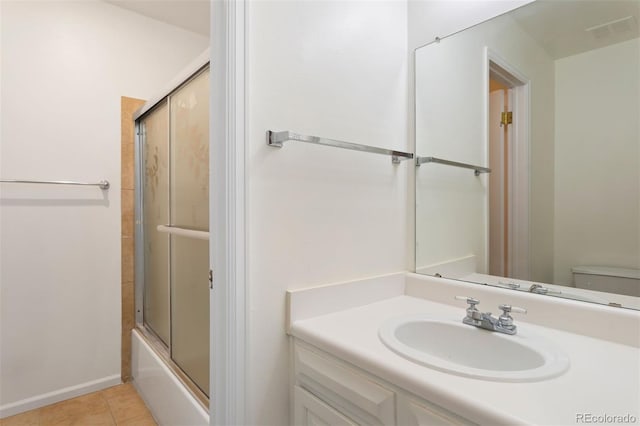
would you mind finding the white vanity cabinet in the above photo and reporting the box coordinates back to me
[397,397,472,426]
[294,386,358,426]
[292,340,474,426]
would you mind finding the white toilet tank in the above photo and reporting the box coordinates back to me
[572,266,640,297]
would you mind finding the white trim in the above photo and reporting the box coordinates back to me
[485,47,531,281]
[211,0,247,425]
[0,375,121,419]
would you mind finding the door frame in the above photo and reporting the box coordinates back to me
[485,47,531,280]
[211,1,248,425]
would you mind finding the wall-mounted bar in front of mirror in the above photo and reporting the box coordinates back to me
[415,156,491,176]
[267,130,414,164]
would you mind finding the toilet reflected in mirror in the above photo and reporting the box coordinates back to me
[573,266,640,298]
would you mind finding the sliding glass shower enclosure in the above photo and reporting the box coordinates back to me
[134,66,210,399]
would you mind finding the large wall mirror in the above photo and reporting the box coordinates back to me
[415,0,639,309]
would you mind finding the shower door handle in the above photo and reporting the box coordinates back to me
[157,225,209,240]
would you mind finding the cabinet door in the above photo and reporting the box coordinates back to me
[294,344,395,425]
[294,386,358,426]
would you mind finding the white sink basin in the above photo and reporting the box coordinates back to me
[379,315,570,382]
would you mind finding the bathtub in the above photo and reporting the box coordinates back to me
[131,330,209,425]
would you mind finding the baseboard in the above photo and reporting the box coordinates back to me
[0,375,122,419]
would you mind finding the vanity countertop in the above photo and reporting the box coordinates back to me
[290,293,640,425]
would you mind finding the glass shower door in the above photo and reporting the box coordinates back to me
[169,70,210,396]
[139,66,210,398]
[142,102,170,346]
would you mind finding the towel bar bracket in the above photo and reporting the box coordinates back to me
[267,130,413,163]
[415,156,491,175]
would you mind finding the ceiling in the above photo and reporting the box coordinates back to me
[510,0,640,59]
[103,0,210,37]
[103,1,638,59]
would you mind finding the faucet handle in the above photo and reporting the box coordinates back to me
[499,304,527,315]
[497,304,527,330]
[455,296,482,322]
[454,296,479,307]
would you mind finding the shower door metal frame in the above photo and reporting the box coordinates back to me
[134,63,210,330]
[134,49,211,328]
[134,99,171,347]
[133,58,211,408]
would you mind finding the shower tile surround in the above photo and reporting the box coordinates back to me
[121,97,146,382]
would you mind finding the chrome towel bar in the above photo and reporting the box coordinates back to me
[415,156,491,176]
[0,179,110,190]
[157,225,209,241]
[267,130,413,164]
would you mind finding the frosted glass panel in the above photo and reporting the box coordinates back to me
[169,69,210,395]
[170,235,210,395]
[142,102,170,345]
[138,67,209,397]
[170,69,209,230]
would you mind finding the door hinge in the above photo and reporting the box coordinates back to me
[208,269,213,289]
[500,111,513,127]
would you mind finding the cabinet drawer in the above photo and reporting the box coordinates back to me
[295,344,395,425]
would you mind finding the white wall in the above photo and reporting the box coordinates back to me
[554,38,640,285]
[412,1,555,283]
[0,0,208,415]
[247,1,408,424]
[408,1,533,52]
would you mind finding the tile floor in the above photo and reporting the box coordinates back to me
[0,384,157,426]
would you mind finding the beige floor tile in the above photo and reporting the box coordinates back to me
[0,410,40,426]
[39,392,109,426]
[115,414,157,426]
[101,384,136,401]
[67,412,115,426]
[105,393,151,424]
[2,384,156,426]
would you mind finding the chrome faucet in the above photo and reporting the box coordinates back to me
[454,296,527,335]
